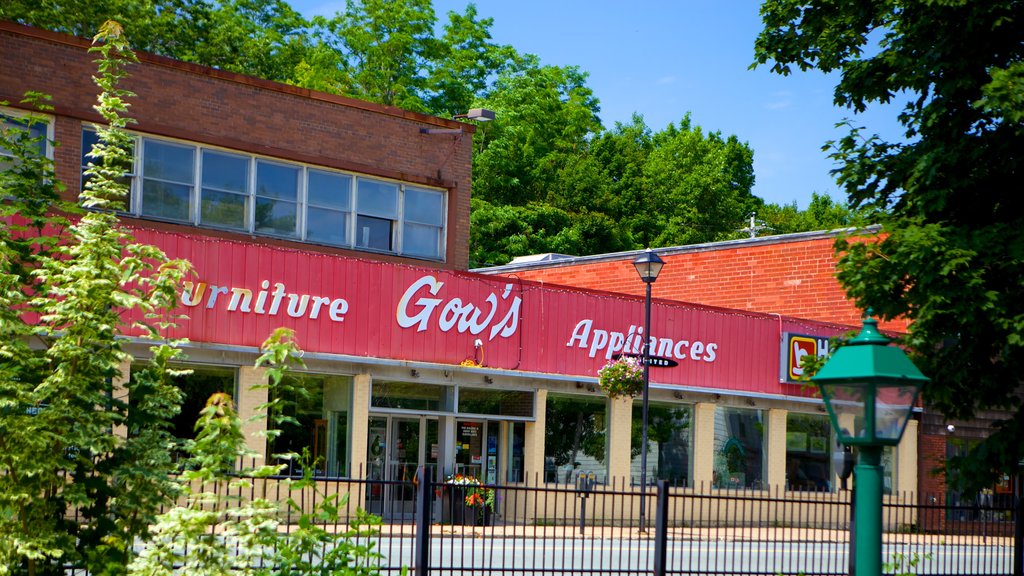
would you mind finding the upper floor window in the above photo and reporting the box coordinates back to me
[2,108,50,171]
[80,127,448,261]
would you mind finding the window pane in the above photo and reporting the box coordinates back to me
[371,381,450,412]
[143,139,194,184]
[256,160,298,200]
[268,374,352,478]
[142,180,191,221]
[307,207,349,246]
[156,366,235,449]
[202,150,247,192]
[507,422,525,482]
[201,189,247,230]
[255,197,297,236]
[458,388,533,417]
[308,170,351,209]
[545,394,607,484]
[402,222,440,258]
[356,215,393,251]
[1,114,47,159]
[714,407,765,489]
[632,402,692,487]
[404,187,444,226]
[785,413,832,492]
[81,128,101,168]
[357,178,398,218]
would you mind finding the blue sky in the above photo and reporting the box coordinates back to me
[291,1,906,209]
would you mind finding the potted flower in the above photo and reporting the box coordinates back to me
[597,356,644,399]
[444,474,494,525]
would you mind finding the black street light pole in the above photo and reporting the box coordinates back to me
[633,248,664,533]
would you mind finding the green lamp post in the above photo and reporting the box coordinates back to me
[811,314,929,576]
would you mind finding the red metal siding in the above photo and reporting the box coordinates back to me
[128,228,846,398]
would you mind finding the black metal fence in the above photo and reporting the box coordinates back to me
[61,467,1021,575]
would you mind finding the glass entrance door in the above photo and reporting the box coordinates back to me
[366,415,437,518]
[389,418,420,515]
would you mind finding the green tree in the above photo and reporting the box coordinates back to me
[472,56,603,206]
[747,192,865,237]
[425,4,517,118]
[755,0,1024,493]
[0,22,190,575]
[319,0,440,111]
[626,115,758,247]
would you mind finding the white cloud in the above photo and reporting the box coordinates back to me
[763,90,793,110]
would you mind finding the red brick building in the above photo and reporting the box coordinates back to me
[476,230,907,333]
[476,232,990,510]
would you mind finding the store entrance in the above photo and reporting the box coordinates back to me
[366,415,438,518]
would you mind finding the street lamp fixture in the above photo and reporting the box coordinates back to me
[811,313,928,576]
[421,108,497,134]
[632,248,664,533]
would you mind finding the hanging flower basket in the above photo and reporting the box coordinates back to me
[597,356,644,399]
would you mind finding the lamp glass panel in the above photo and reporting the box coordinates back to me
[818,382,866,442]
[874,384,919,441]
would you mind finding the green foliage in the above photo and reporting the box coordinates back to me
[883,551,933,576]
[755,0,1024,494]
[0,21,191,576]
[130,329,387,576]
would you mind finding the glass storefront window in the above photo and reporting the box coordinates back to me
[785,413,832,492]
[454,420,485,479]
[371,381,450,412]
[545,394,607,484]
[881,445,896,495]
[152,365,235,447]
[631,402,692,487]
[268,373,352,478]
[507,421,525,483]
[457,387,533,417]
[714,406,766,489]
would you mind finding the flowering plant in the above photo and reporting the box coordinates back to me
[598,356,644,398]
[445,474,494,510]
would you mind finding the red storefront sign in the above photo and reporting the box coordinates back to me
[129,228,843,397]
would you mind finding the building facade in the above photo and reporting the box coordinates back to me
[476,232,1002,509]
[2,22,919,522]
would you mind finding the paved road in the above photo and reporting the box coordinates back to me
[368,535,1014,575]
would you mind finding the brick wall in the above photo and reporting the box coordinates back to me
[0,22,472,270]
[493,234,909,332]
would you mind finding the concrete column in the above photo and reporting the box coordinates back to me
[766,408,788,490]
[437,416,455,478]
[237,366,268,463]
[523,388,547,484]
[112,358,132,441]
[897,418,919,496]
[692,403,717,488]
[350,373,371,478]
[607,395,633,484]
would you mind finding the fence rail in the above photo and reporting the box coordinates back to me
[62,467,1019,575]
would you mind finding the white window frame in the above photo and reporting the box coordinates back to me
[81,126,448,261]
[2,106,54,162]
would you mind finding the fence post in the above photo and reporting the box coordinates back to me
[1015,469,1023,576]
[848,488,856,576]
[653,479,669,576]
[415,466,431,576]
